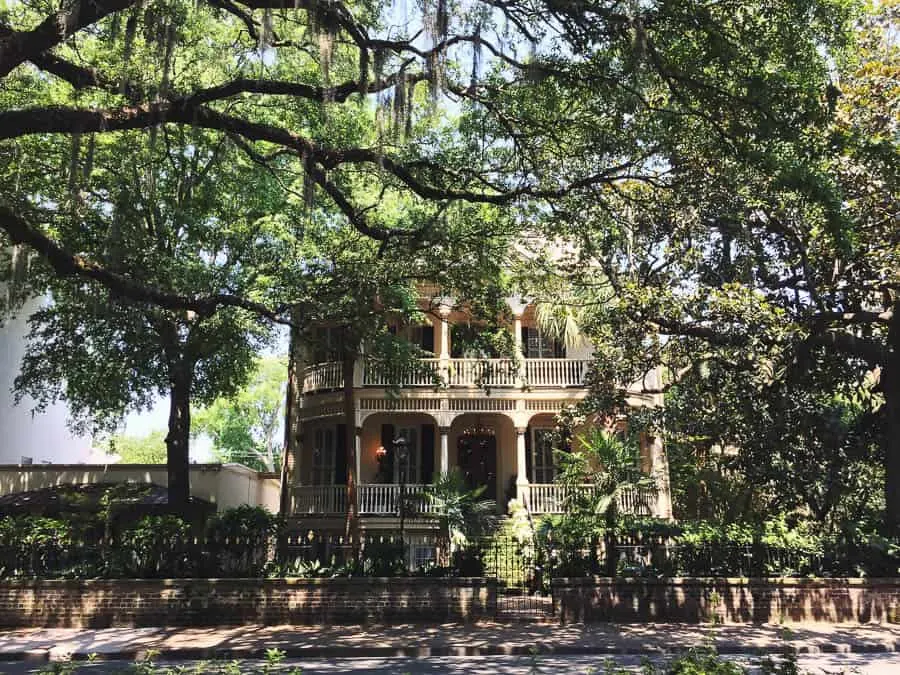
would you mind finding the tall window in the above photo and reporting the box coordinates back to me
[394,427,420,483]
[523,327,565,358]
[531,428,557,483]
[311,427,335,485]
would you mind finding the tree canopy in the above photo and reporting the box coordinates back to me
[3,0,896,526]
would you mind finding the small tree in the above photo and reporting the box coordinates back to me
[101,430,168,464]
[553,427,657,574]
[426,469,498,566]
[194,357,287,472]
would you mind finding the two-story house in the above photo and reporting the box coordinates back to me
[284,294,672,546]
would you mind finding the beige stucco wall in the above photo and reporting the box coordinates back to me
[0,463,280,513]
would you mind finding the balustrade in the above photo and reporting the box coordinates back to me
[303,358,590,394]
[294,484,435,516]
[293,485,347,514]
[522,483,657,516]
[523,359,590,387]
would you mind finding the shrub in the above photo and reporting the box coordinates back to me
[204,506,280,576]
[116,515,195,578]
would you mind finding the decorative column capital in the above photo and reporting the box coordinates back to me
[506,295,530,318]
[436,296,456,318]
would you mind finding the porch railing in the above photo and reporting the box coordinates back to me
[294,484,437,516]
[301,362,343,393]
[293,485,347,515]
[302,358,590,393]
[523,358,590,387]
[522,483,658,517]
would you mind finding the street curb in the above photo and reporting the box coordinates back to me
[5,640,899,663]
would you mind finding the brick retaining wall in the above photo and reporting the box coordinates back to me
[0,577,497,628]
[552,577,900,624]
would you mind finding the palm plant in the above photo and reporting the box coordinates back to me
[426,469,498,565]
[554,428,658,574]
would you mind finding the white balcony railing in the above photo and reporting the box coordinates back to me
[301,362,343,393]
[446,358,519,387]
[294,484,437,516]
[358,483,437,515]
[522,483,658,517]
[523,358,590,387]
[293,485,347,514]
[294,483,656,517]
[302,358,590,394]
[362,359,441,387]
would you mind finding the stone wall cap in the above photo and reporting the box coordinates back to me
[0,576,499,588]
[550,576,900,586]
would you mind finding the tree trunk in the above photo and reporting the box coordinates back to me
[165,362,193,512]
[883,301,900,533]
[342,352,360,555]
[277,325,302,560]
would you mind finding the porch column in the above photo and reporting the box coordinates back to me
[515,426,529,504]
[354,427,362,487]
[439,427,450,475]
[648,435,672,520]
[438,305,451,360]
[507,296,528,388]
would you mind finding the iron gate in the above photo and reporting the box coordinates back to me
[479,535,554,620]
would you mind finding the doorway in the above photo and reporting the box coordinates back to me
[457,432,498,501]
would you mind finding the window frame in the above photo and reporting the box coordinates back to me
[530,427,557,484]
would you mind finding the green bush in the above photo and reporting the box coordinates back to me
[116,515,195,578]
[204,506,280,577]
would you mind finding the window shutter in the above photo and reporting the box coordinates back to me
[521,326,529,356]
[334,424,347,485]
[420,324,435,353]
[380,423,395,481]
[421,424,435,483]
[524,427,532,483]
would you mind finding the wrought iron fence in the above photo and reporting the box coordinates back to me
[2,528,897,579]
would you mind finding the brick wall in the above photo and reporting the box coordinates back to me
[0,577,497,628]
[552,577,900,624]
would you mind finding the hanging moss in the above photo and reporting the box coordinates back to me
[260,8,274,50]
[392,69,407,139]
[471,22,482,88]
[67,133,82,194]
[82,134,95,182]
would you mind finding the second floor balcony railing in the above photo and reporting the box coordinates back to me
[301,357,591,394]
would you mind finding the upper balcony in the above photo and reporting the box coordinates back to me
[301,357,591,394]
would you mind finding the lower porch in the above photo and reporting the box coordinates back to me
[293,411,668,519]
[292,482,661,517]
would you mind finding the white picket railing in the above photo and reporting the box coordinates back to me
[523,359,590,387]
[302,358,590,393]
[523,484,657,516]
[445,358,519,387]
[362,359,441,387]
[293,485,347,514]
[301,362,343,393]
[358,483,437,515]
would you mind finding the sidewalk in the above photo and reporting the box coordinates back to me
[1,623,899,662]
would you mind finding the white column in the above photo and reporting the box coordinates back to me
[513,314,523,353]
[439,311,451,360]
[515,426,528,502]
[439,427,450,475]
[354,427,362,486]
[649,434,672,519]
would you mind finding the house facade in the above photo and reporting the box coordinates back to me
[285,295,672,536]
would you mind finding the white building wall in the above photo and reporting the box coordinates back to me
[0,462,282,512]
[0,294,93,464]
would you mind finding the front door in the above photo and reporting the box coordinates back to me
[457,433,497,501]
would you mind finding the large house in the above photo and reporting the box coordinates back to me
[285,295,672,541]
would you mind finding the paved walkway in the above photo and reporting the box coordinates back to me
[1,623,899,662]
